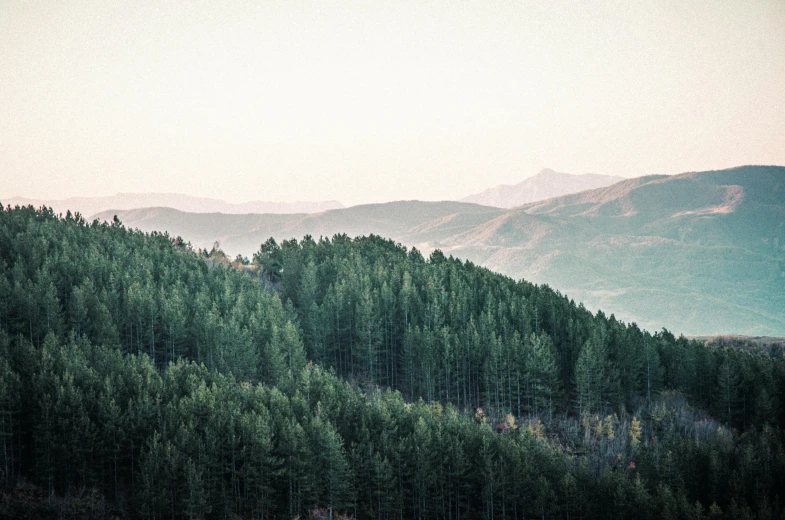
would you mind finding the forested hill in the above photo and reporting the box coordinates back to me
[1,205,784,519]
[96,165,785,336]
[92,200,505,259]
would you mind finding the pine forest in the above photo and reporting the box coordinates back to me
[1,205,783,519]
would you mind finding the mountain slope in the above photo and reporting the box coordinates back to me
[91,201,505,256]
[461,168,625,208]
[443,165,785,334]
[86,165,785,335]
[3,206,784,519]
[3,192,343,216]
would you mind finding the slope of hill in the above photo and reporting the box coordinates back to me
[91,201,505,256]
[461,168,625,208]
[3,192,343,216]
[443,165,785,335]
[3,206,784,518]
[88,165,785,335]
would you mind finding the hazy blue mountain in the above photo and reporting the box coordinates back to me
[89,166,785,336]
[461,168,625,208]
[3,193,343,216]
[91,201,504,258]
[443,165,785,335]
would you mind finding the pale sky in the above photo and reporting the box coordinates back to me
[1,0,784,205]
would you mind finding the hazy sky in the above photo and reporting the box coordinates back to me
[2,1,784,205]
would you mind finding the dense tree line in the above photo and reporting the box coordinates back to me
[0,205,784,519]
[256,234,785,431]
[0,206,303,383]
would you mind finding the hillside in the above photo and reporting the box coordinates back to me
[461,168,625,208]
[91,201,505,257]
[444,165,785,335]
[91,166,785,336]
[1,206,784,518]
[3,192,343,216]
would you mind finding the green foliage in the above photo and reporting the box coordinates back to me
[0,204,297,380]
[1,205,784,519]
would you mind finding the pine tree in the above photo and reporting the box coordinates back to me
[716,357,740,426]
[254,237,283,284]
[642,338,664,403]
[355,277,380,381]
[310,416,353,519]
[526,332,560,420]
[575,339,605,416]
[0,353,20,488]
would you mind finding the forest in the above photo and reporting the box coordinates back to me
[0,204,783,519]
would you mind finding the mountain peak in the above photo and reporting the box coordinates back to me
[461,169,625,208]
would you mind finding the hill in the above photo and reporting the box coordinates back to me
[444,165,785,335]
[3,192,343,216]
[1,206,784,518]
[461,168,625,207]
[91,201,505,258]
[91,166,785,336]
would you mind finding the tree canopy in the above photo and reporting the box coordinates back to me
[0,205,783,519]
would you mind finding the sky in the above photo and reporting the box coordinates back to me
[1,0,784,206]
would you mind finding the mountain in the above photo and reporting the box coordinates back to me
[90,201,505,258]
[88,165,785,335]
[4,204,784,518]
[442,166,785,335]
[2,192,343,216]
[460,168,625,207]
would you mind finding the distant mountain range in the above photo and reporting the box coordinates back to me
[461,168,624,207]
[90,201,505,258]
[2,193,343,216]
[88,166,785,336]
[3,168,622,217]
[447,166,785,337]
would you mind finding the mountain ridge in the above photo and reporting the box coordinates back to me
[86,165,785,335]
[2,192,344,216]
[461,168,626,208]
